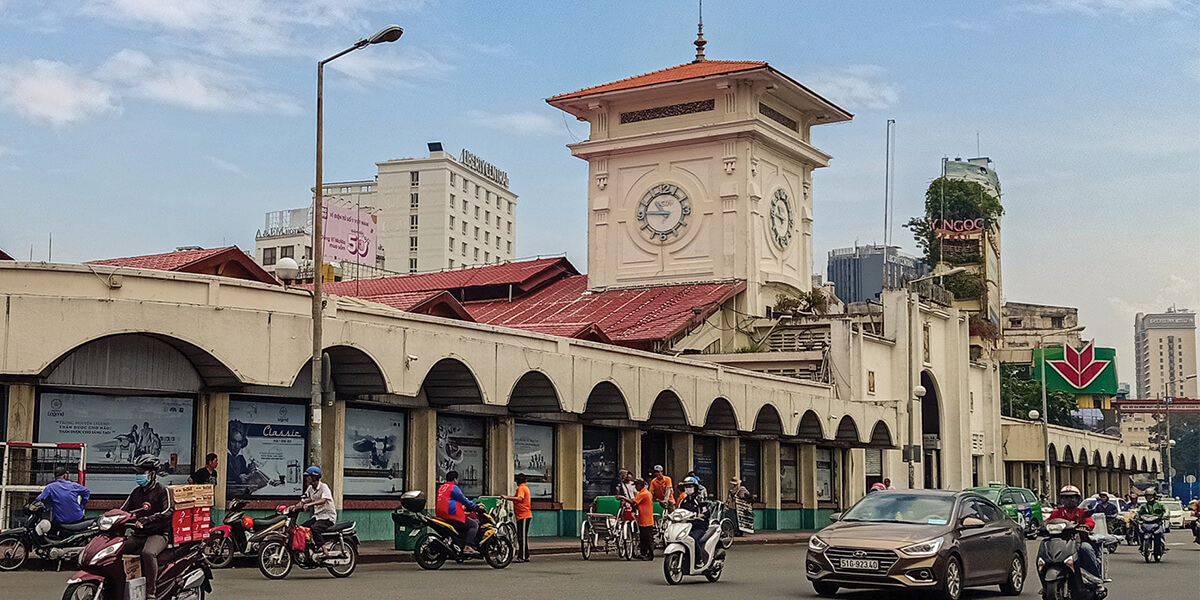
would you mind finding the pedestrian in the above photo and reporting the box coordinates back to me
[502,473,532,563]
[727,477,751,504]
[633,479,655,561]
[649,465,674,504]
[883,477,895,490]
[189,453,218,485]
[610,468,630,496]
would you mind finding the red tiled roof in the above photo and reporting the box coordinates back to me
[358,290,475,322]
[89,247,229,270]
[87,246,279,285]
[321,257,576,299]
[0,248,13,261]
[513,322,613,344]
[547,60,767,102]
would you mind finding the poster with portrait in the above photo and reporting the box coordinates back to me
[343,407,406,496]
[582,427,618,501]
[227,400,306,498]
[37,393,194,495]
[780,445,799,502]
[436,415,485,497]
[514,423,554,499]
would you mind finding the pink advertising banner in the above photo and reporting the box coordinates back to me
[321,203,376,266]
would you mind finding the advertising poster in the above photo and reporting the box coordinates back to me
[37,393,194,496]
[513,423,554,499]
[436,415,485,497]
[780,446,798,502]
[343,407,406,496]
[322,203,377,266]
[227,400,306,498]
[692,436,717,494]
[816,448,834,502]
[739,440,761,497]
[582,427,618,500]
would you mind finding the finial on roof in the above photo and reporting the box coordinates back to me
[693,0,706,62]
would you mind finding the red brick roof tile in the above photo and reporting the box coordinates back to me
[88,246,278,285]
[321,257,576,298]
[548,60,767,102]
[89,247,230,270]
[357,290,475,322]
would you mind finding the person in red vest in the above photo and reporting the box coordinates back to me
[437,470,479,552]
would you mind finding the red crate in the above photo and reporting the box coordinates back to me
[173,525,193,544]
[172,510,193,529]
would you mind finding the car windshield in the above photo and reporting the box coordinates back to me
[841,493,956,525]
[971,488,1001,502]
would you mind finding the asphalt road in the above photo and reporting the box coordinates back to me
[8,530,1197,600]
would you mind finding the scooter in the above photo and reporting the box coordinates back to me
[1136,514,1166,563]
[661,508,725,585]
[255,506,359,579]
[0,501,98,571]
[202,499,287,568]
[393,490,513,570]
[1035,518,1107,600]
[62,505,212,600]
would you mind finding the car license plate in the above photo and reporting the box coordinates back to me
[839,558,879,571]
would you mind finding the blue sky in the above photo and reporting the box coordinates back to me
[1,0,1197,383]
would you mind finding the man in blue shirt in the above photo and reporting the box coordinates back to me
[35,466,90,537]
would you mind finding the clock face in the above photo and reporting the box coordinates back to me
[636,183,691,241]
[770,189,794,247]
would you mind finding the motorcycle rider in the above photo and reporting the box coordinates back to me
[1046,485,1102,580]
[34,466,90,539]
[676,476,709,567]
[1089,492,1119,520]
[294,466,336,556]
[1136,488,1168,552]
[436,470,479,553]
[121,455,173,600]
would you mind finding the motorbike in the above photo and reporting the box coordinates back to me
[1120,512,1138,546]
[255,506,358,579]
[62,505,212,600]
[0,500,99,571]
[202,499,287,568]
[661,508,725,585]
[1035,518,1107,600]
[707,500,735,549]
[1136,514,1166,563]
[392,490,513,570]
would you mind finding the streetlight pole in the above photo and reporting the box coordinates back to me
[1036,325,1086,497]
[1162,373,1196,497]
[310,25,404,467]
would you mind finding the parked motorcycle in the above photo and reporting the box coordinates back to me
[255,506,358,579]
[202,499,286,568]
[0,501,98,571]
[392,490,513,570]
[62,505,212,600]
[1136,514,1166,563]
[1035,518,1107,600]
[661,508,726,585]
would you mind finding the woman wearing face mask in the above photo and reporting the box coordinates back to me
[121,455,174,600]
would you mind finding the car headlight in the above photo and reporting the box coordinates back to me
[899,537,943,557]
[808,535,829,553]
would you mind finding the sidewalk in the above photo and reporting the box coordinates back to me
[357,530,813,564]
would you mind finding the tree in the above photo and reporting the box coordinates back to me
[904,177,1004,269]
[1151,413,1200,488]
[1000,363,1080,427]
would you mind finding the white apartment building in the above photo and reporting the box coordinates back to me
[323,142,518,273]
[1134,308,1198,398]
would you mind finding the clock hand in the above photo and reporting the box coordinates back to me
[645,209,671,217]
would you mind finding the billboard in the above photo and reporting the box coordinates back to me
[227,400,307,498]
[1034,343,1120,395]
[343,407,406,497]
[321,203,376,266]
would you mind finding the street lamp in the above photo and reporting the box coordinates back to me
[1161,372,1194,498]
[1037,325,1086,496]
[311,24,404,467]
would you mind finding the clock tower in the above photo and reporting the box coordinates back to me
[547,44,852,313]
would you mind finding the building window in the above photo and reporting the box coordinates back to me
[485,251,490,262]
[449,237,455,251]
[410,193,419,209]
[304,246,312,259]
[340,186,350,193]
[279,245,294,259]
[462,179,468,192]
[816,448,837,503]
[506,241,512,253]
[473,248,479,261]
[461,222,467,234]
[262,247,276,266]
[495,238,500,249]
[475,184,480,198]
[462,201,468,215]
[448,259,454,268]
[1009,318,1022,328]
[498,216,502,228]
[450,173,456,186]
[474,226,479,240]
[409,258,417,273]
[485,210,490,222]
[410,171,419,185]
[409,236,418,251]
[410,215,419,230]
[692,436,718,493]
[1050,316,1064,329]
[780,444,800,503]
[582,427,619,502]
[739,440,762,499]
[485,231,490,243]
[343,406,406,497]
[461,242,467,255]
[507,201,513,214]
[360,185,370,192]
[449,216,456,228]
[474,206,480,218]
[514,422,555,500]
[449,194,455,208]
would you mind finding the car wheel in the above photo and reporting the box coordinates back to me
[811,581,839,596]
[999,553,1024,595]
[937,556,963,600]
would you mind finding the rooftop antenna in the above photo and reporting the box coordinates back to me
[693,0,706,62]
[976,131,980,157]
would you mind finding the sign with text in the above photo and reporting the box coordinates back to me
[227,400,306,498]
[321,203,376,266]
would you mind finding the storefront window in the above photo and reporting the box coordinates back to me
[865,448,884,492]
[582,427,619,502]
[780,444,799,503]
[514,422,554,500]
[692,436,718,494]
[437,414,486,497]
[37,392,195,496]
[816,447,837,503]
[227,399,307,499]
[739,439,761,500]
[343,406,406,497]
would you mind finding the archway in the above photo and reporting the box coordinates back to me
[751,404,784,437]
[420,358,484,407]
[643,390,687,479]
[703,398,739,435]
[868,421,894,447]
[796,410,825,441]
[580,381,629,502]
[835,416,860,444]
[920,371,943,489]
[508,371,562,416]
[581,381,631,423]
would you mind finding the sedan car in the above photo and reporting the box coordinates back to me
[967,483,1044,537]
[1162,498,1184,529]
[806,489,1026,600]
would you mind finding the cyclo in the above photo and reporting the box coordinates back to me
[579,496,638,560]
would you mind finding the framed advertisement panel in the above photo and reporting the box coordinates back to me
[692,436,718,495]
[343,406,407,497]
[227,399,307,499]
[582,427,618,502]
[36,392,195,496]
[514,422,554,500]
[436,414,486,497]
[739,439,761,499]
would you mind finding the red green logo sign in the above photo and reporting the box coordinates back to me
[1034,343,1119,395]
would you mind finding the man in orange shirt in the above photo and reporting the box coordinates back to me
[502,473,533,563]
[633,479,656,561]
[649,465,674,504]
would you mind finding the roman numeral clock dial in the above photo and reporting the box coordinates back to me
[770,188,794,248]
[636,184,692,241]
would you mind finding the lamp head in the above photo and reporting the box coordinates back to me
[1028,409,1040,421]
[913,385,926,399]
[275,257,299,281]
[363,25,403,46]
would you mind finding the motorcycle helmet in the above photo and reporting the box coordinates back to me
[683,475,700,485]
[133,454,163,472]
[1143,488,1158,500]
[305,465,322,478]
[1058,485,1082,509]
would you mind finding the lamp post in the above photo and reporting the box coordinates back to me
[311,24,404,467]
[904,266,966,489]
[1036,325,1086,496]
[1162,373,1196,497]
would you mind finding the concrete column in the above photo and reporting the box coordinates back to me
[5,384,36,442]
[799,444,818,529]
[619,428,640,479]
[196,392,229,509]
[409,408,438,499]
[761,440,781,530]
[669,432,693,486]
[321,401,345,509]
[844,448,866,507]
[557,422,583,511]
[718,437,739,491]
[487,417,514,497]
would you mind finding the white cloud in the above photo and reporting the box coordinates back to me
[325,47,453,83]
[1011,0,1196,16]
[96,50,300,114]
[802,66,899,112]
[463,109,562,137]
[0,59,118,126]
[204,156,248,178]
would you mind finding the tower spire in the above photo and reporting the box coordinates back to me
[693,0,706,62]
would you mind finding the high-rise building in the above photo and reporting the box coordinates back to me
[322,142,517,274]
[1134,308,1198,398]
[940,157,1003,342]
[826,245,928,304]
